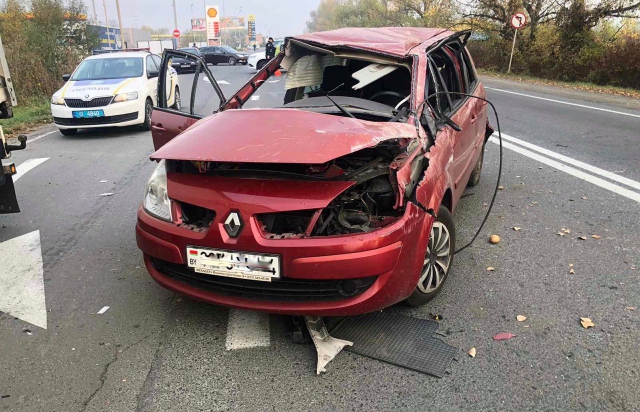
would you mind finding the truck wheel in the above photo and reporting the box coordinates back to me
[59,128,77,136]
[405,205,456,307]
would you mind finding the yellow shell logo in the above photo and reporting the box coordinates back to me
[207,7,218,18]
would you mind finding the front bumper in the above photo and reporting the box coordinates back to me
[51,98,144,129]
[136,202,433,316]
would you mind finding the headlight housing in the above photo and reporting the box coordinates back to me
[143,160,172,222]
[51,95,65,105]
[113,91,138,103]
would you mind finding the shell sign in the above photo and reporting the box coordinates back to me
[207,7,218,18]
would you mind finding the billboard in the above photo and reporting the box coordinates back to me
[221,16,245,30]
[247,14,256,43]
[89,25,122,50]
[205,5,221,45]
[191,18,206,31]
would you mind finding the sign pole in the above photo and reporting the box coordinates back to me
[508,28,518,74]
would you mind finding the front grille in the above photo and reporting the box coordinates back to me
[64,96,114,108]
[150,258,376,302]
[257,210,316,238]
[54,112,138,126]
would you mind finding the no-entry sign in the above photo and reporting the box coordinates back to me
[173,29,181,38]
[511,13,527,29]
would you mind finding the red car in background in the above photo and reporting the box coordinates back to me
[136,28,492,316]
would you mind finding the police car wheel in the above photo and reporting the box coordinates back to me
[172,87,181,110]
[141,98,153,131]
[59,128,77,136]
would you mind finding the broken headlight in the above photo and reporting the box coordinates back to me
[143,160,172,222]
[51,95,65,105]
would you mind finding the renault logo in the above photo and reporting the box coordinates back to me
[223,211,243,238]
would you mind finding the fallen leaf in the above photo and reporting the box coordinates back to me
[557,232,566,236]
[591,235,601,239]
[430,313,443,321]
[562,228,571,234]
[498,186,505,190]
[513,227,521,231]
[493,332,516,341]
[468,347,477,357]
[569,263,574,267]
[531,201,538,205]
[581,196,589,200]
[569,269,575,274]
[578,236,587,240]
[489,235,501,244]
[516,315,527,322]
[486,267,495,272]
[625,307,636,311]
[580,318,595,329]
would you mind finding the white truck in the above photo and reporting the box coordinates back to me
[0,33,27,214]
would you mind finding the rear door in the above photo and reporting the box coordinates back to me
[200,47,214,64]
[151,49,226,151]
[212,47,225,64]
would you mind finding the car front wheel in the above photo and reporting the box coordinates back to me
[172,87,181,110]
[228,56,236,65]
[141,98,153,131]
[405,205,455,306]
[256,60,266,70]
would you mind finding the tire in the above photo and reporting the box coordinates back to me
[140,98,153,131]
[59,128,77,136]
[467,145,485,187]
[228,57,237,66]
[172,87,181,110]
[256,60,266,70]
[405,205,456,307]
[242,62,248,65]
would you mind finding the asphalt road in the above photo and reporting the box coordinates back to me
[1,64,639,411]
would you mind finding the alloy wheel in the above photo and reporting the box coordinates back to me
[229,57,236,65]
[417,221,452,293]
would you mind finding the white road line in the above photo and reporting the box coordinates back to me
[485,87,640,119]
[218,80,230,85]
[251,95,260,101]
[489,137,640,203]
[13,158,49,182]
[225,309,270,350]
[28,130,58,144]
[500,133,640,192]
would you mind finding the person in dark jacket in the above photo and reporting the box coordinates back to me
[265,37,276,60]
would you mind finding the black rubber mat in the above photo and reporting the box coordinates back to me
[330,312,458,378]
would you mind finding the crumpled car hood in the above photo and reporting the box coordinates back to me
[151,108,418,164]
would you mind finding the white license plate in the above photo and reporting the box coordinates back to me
[186,246,280,282]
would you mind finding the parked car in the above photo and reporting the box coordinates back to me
[137,28,492,316]
[199,46,248,65]
[51,51,180,135]
[172,48,201,73]
[247,39,284,70]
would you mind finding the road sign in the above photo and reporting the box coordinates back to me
[511,13,527,29]
[172,29,181,38]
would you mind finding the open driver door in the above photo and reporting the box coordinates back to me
[151,49,227,151]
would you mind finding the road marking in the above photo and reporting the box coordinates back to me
[218,80,230,85]
[251,95,260,101]
[489,137,640,203]
[500,133,640,192]
[13,158,49,182]
[28,130,58,144]
[225,309,270,350]
[485,87,640,119]
[0,231,47,329]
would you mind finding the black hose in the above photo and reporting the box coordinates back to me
[423,91,503,254]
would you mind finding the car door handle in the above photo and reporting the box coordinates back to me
[152,124,166,133]
[470,114,478,124]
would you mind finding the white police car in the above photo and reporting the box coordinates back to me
[51,51,180,135]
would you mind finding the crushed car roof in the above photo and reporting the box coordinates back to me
[290,27,454,57]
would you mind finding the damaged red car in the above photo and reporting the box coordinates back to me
[136,28,492,316]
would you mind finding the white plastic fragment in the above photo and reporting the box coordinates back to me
[99,193,113,197]
[96,306,110,315]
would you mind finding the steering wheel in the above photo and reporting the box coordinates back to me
[369,91,405,104]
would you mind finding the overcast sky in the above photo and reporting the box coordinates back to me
[90,0,322,37]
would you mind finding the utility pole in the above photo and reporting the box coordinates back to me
[91,0,98,23]
[115,0,125,49]
[172,0,178,30]
[103,0,111,48]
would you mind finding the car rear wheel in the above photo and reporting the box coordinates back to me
[405,205,455,307]
[242,62,248,65]
[256,60,266,70]
[228,57,237,65]
[467,145,484,187]
[141,98,153,131]
[59,128,77,136]
[172,87,181,110]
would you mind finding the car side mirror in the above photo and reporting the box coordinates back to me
[148,71,159,79]
[62,74,71,82]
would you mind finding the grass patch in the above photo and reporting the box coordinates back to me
[0,97,52,137]
[477,68,640,99]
